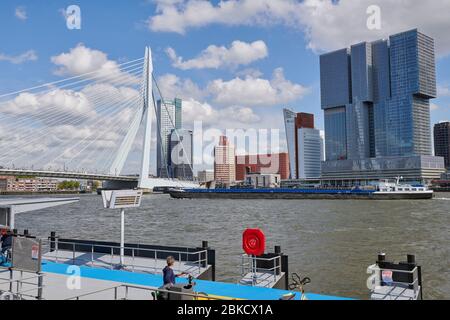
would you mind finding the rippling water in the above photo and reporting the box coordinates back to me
[10,193,450,299]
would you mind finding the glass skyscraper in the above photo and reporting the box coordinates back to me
[320,29,444,185]
[156,98,182,178]
[169,129,193,180]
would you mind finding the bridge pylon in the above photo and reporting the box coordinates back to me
[110,47,198,190]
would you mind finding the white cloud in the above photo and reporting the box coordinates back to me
[51,44,139,84]
[158,69,309,109]
[438,85,450,97]
[166,40,268,70]
[149,0,450,57]
[15,6,27,20]
[183,99,260,126]
[431,103,440,111]
[296,0,450,56]
[155,75,263,127]
[1,83,139,129]
[208,68,310,107]
[157,73,205,101]
[81,83,140,106]
[235,68,263,78]
[149,0,300,34]
[0,50,37,64]
[4,89,95,121]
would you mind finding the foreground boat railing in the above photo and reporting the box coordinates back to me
[41,239,208,275]
[367,261,422,300]
[371,266,419,285]
[64,283,231,301]
[240,254,282,287]
[0,270,44,300]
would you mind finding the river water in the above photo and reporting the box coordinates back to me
[11,193,450,300]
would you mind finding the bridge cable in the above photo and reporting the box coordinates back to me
[0,78,143,163]
[0,57,144,99]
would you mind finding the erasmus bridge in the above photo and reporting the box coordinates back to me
[0,47,198,189]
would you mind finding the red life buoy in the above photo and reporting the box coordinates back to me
[243,229,265,256]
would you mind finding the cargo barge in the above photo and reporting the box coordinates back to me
[169,183,434,200]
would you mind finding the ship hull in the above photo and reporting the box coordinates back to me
[169,190,434,200]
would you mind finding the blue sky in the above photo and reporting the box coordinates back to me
[0,0,449,173]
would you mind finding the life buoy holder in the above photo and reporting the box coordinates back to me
[242,228,265,256]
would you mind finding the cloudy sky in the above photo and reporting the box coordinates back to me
[0,0,450,174]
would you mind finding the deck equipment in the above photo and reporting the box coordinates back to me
[101,190,143,267]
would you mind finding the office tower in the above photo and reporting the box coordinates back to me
[198,170,215,183]
[235,153,290,181]
[169,129,193,180]
[156,98,182,177]
[320,29,444,185]
[283,110,323,179]
[214,136,236,185]
[434,122,450,169]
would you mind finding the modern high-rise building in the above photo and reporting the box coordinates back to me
[156,98,182,178]
[169,129,193,180]
[214,136,236,185]
[197,170,215,183]
[320,29,445,185]
[434,121,450,169]
[283,110,323,179]
[235,153,290,181]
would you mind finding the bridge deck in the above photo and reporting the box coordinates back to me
[0,169,138,182]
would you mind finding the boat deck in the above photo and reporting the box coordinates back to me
[239,271,284,288]
[0,261,351,300]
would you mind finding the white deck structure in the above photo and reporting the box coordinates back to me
[0,197,79,229]
[239,254,285,289]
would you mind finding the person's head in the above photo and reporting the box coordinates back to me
[0,228,9,236]
[166,256,175,267]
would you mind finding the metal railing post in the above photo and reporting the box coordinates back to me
[273,257,277,282]
[91,245,94,267]
[55,237,59,263]
[37,273,43,300]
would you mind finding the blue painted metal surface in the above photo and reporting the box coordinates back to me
[41,260,352,300]
[183,188,374,195]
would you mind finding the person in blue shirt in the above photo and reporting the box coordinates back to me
[0,228,12,265]
[0,228,12,254]
[162,256,187,286]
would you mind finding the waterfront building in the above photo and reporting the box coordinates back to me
[0,176,8,191]
[441,172,450,180]
[434,121,450,169]
[235,153,290,181]
[283,110,323,179]
[197,170,214,183]
[169,129,194,180]
[245,173,281,189]
[0,176,59,192]
[156,98,182,178]
[320,29,445,185]
[214,136,236,185]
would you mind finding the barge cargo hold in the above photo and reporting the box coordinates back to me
[169,187,434,200]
